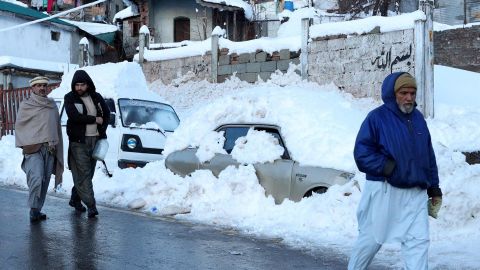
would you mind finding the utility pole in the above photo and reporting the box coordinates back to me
[419,0,435,118]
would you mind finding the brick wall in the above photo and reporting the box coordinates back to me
[217,49,300,83]
[434,25,480,72]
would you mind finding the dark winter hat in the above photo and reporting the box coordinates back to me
[394,73,417,93]
[71,69,96,92]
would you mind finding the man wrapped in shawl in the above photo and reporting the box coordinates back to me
[15,76,64,223]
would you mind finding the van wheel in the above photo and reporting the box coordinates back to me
[304,187,327,198]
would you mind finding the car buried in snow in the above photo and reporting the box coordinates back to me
[165,123,354,204]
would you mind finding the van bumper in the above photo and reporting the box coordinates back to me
[118,159,148,169]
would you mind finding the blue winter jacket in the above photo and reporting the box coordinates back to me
[353,72,439,190]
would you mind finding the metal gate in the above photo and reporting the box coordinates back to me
[0,83,60,136]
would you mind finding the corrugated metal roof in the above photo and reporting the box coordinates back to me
[95,31,116,45]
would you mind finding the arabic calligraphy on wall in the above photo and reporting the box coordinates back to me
[371,44,412,73]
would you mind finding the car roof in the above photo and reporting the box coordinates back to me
[215,123,281,131]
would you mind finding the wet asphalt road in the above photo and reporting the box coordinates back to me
[0,186,385,270]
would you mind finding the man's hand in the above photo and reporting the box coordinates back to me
[96,117,103,124]
[428,196,442,219]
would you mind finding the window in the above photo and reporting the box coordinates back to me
[131,21,140,37]
[255,127,289,159]
[118,99,180,131]
[51,31,60,41]
[174,17,190,42]
[219,127,249,154]
[217,125,289,159]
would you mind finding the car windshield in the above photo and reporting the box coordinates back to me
[119,99,180,131]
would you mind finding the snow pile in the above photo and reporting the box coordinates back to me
[51,61,165,103]
[231,129,285,164]
[163,72,365,172]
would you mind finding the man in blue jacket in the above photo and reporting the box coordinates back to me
[348,72,442,270]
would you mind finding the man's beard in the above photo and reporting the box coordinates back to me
[33,90,47,97]
[399,103,414,114]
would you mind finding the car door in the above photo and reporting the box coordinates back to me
[199,126,247,176]
[252,126,294,204]
[204,125,294,204]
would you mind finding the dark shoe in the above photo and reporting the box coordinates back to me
[69,199,86,212]
[30,209,46,222]
[87,207,98,218]
[38,212,47,220]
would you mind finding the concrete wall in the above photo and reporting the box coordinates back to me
[143,54,211,85]
[217,49,300,83]
[308,29,415,99]
[434,25,480,72]
[0,11,77,64]
[141,28,420,102]
[149,0,213,43]
[142,28,416,100]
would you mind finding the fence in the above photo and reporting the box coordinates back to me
[0,83,60,136]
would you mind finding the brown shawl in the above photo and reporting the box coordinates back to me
[15,93,64,188]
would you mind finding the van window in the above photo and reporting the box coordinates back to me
[118,99,180,131]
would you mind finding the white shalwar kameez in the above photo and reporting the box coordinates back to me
[348,180,429,270]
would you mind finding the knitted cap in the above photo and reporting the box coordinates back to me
[394,73,417,93]
[29,76,49,87]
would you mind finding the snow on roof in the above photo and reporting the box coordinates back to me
[0,55,77,73]
[51,61,167,104]
[201,0,253,20]
[61,19,118,35]
[113,5,138,22]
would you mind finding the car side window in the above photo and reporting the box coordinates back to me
[254,127,290,160]
[219,127,249,154]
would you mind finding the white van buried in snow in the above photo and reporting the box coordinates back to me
[50,62,180,171]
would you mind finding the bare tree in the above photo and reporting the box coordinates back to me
[194,7,208,40]
[338,0,401,19]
